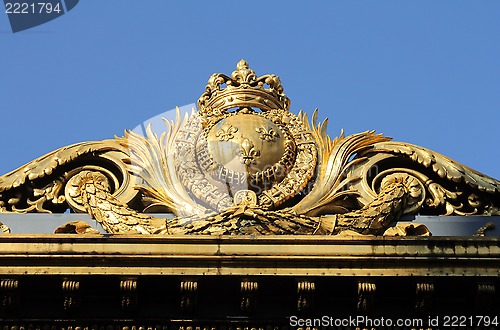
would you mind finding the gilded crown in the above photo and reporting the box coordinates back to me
[197,60,290,119]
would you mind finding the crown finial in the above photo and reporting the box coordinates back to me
[237,59,248,70]
[231,59,257,85]
[198,60,290,120]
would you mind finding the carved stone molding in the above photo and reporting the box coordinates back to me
[296,280,315,313]
[415,282,434,313]
[357,281,376,312]
[0,278,18,312]
[180,280,198,313]
[240,280,258,313]
[62,278,80,312]
[0,235,499,277]
[120,278,138,312]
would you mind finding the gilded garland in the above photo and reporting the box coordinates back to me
[1,60,499,235]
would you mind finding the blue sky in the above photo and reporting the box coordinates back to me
[1,1,499,180]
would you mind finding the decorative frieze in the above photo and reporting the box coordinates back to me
[0,278,18,311]
[120,278,138,312]
[180,280,198,312]
[415,282,434,313]
[475,281,495,313]
[297,280,315,312]
[357,281,376,312]
[240,280,258,313]
[62,278,80,312]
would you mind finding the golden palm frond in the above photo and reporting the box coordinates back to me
[292,110,390,215]
[118,108,208,217]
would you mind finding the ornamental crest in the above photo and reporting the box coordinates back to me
[1,60,499,235]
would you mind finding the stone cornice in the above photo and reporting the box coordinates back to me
[0,235,499,277]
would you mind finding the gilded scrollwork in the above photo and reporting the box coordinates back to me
[347,142,500,217]
[0,140,139,215]
[1,60,499,236]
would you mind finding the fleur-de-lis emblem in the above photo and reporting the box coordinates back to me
[238,138,261,166]
[256,125,280,142]
[216,125,238,141]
